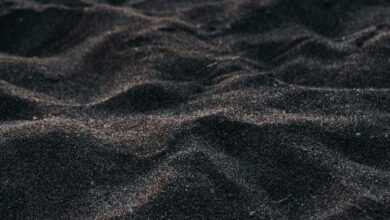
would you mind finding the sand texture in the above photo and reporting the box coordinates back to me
[1,0,390,219]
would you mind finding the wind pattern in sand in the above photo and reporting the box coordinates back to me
[1,0,390,219]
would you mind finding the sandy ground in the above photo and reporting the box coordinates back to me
[1,0,390,219]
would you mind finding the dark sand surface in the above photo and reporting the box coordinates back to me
[1,0,390,219]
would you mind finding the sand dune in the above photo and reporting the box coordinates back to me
[1,0,390,219]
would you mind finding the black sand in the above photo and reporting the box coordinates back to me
[1,0,390,219]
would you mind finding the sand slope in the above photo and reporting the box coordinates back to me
[1,0,390,219]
